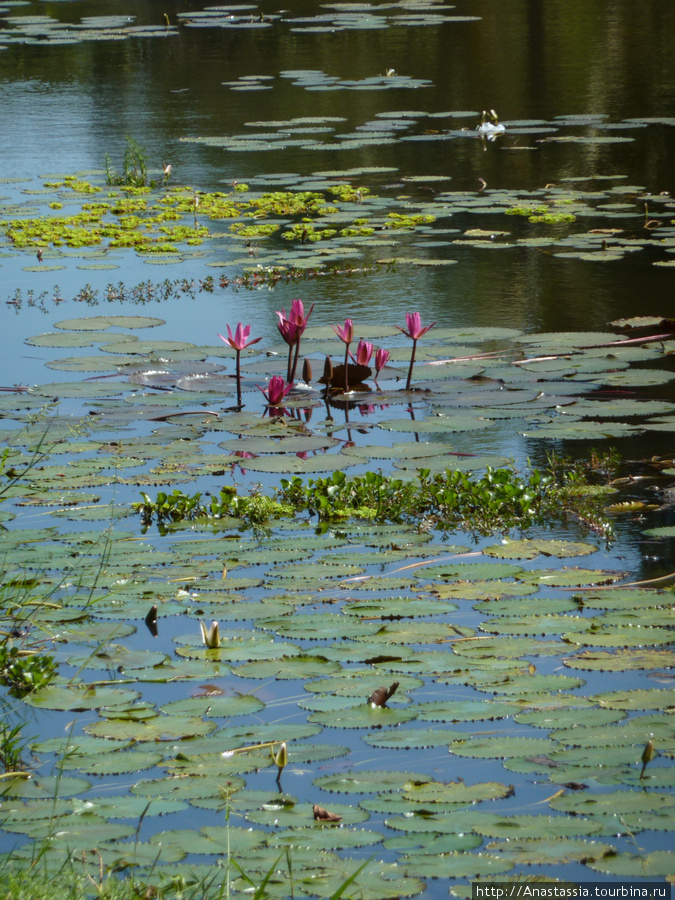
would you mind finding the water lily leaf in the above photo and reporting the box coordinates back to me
[61,749,165,775]
[483,539,597,559]
[432,581,538,601]
[150,825,264,855]
[231,655,341,679]
[485,837,617,864]
[235,454,360,473]
[257,613,382,641]
[479,615,587,637]
[586,850,675,877]
[550,790,675,816]
[314,770,430,794]
[84,715,217,742]
[562,625,674,648]
[522,421,642,439]
[472,597,577,617]
[470,813,615,839]
[363,728,465,749]
[309,703,418,728]
[132,775,246,801]
[341,597,458,619]
[449,737,556,759]
[159,694,265,718]
[416,699,520,722]
[514,707,625,730]
[417,561,524,581]
[400,851,512,879]
[554,714,675,749]
[0,775,90,800]
[245,801,369,828]
[564,649,675,670]
[452,636,567,658]
[517,568,622,587]
[304,671,424,696]
[10,813,135,845]
[378,415,493,434]
[266,826,382,851]
[26,684,140,711]
[403,781,514,805]
[54,316,164,330]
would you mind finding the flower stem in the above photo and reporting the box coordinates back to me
[343,343,350,393]
[290,341,301,383]
[406,338,417,390]
[235,348,242,408]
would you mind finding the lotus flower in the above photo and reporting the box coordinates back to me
[332,319,354,393]
[258,375,293,408]
[218,323,261,408]
[395,312,436,390]
[276,299,314,381]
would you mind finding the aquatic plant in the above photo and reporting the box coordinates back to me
[105,135,149,187]
[396,311,436,389]
[374,347,391,383]
[219,322,262,407]
[257,375,293,409]
[351,339,374,367]
[276,299,314,381]
[332,318,354,393]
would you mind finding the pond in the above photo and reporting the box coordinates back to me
[0,0,674,896]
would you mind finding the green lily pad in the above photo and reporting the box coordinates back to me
[314,770,431,794]
[54,316,165,330]
[483,539,598,559]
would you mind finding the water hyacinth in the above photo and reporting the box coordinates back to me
[395,311,436,390]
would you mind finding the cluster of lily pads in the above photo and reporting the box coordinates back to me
[0,308,674,896]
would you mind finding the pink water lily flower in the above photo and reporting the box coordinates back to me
[374,347,391,376]
[276,299,314,382]
[258,375,293,407]
[396,311,436,390]
[332,319,354,345]
[218,323,261,408]
[276,318,302,348]
[218,323,262,351]
[395,311,436,342]
[351,340,373,367]
[332,319,355,393]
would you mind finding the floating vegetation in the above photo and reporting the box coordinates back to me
[1,163,674,281]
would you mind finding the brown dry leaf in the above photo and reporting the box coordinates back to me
[312,804,342,823]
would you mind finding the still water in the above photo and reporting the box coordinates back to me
[1,0,675,895]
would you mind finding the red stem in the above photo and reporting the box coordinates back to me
[406,338,417,390]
